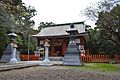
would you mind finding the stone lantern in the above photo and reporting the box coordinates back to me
[1,32,20,63]
[40,39,53,66]
[63,24,83,66]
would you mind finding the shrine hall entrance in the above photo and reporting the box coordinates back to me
[55,45,62,56]
[37,37,85,57]
[49,39,67,57]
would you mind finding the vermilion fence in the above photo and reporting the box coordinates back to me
[20,54,120,63]
[81,54,109,62]
[81,54,120,63]
[20,54,39,61]
[114,54,120,63]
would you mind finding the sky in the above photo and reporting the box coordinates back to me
[22,0,100,29]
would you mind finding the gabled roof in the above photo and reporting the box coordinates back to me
[33,22,88,37]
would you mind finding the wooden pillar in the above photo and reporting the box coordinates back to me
[62,39,67,56]
[80,37,85,45]
[50,38,55,56]
[37,37,40,46]
[36,37,40,50]
[80,37,85,54]
[86,49,90,55]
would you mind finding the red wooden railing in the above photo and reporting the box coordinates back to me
[20,54,39,61]
[114,54,120,63]
[20,54,120,63]
[81,54,120,63]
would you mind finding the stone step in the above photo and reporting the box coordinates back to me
[63,62,81,66]
[0,62,38,71]
[39,57,63,61]
[63,53,83,66]
[63,58,80,62]
[63,54,80,59]
[63,55,80,58]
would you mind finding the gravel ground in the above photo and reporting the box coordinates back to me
[0,66,119,80]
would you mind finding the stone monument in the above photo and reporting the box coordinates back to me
[63,24,83,66]
[40,39,53,66]
[1,32,20,63]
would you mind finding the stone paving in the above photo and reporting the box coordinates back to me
[0,61,62,71]
[0,61,38,71]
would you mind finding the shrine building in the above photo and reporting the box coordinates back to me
[33,22,90,57]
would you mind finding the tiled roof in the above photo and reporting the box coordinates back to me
[33,22,87,37]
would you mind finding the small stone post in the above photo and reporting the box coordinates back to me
[40,39,53,66]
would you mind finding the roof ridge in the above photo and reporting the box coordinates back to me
[44,21,84,27]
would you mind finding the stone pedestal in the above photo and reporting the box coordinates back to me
[63,42,83,66]
[10,44,18,63]
[42,45,50,63]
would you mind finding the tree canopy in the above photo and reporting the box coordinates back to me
[97,5,120,47]
[83,0,120,54]
[38,22,54,31]
[0,0,38,54]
